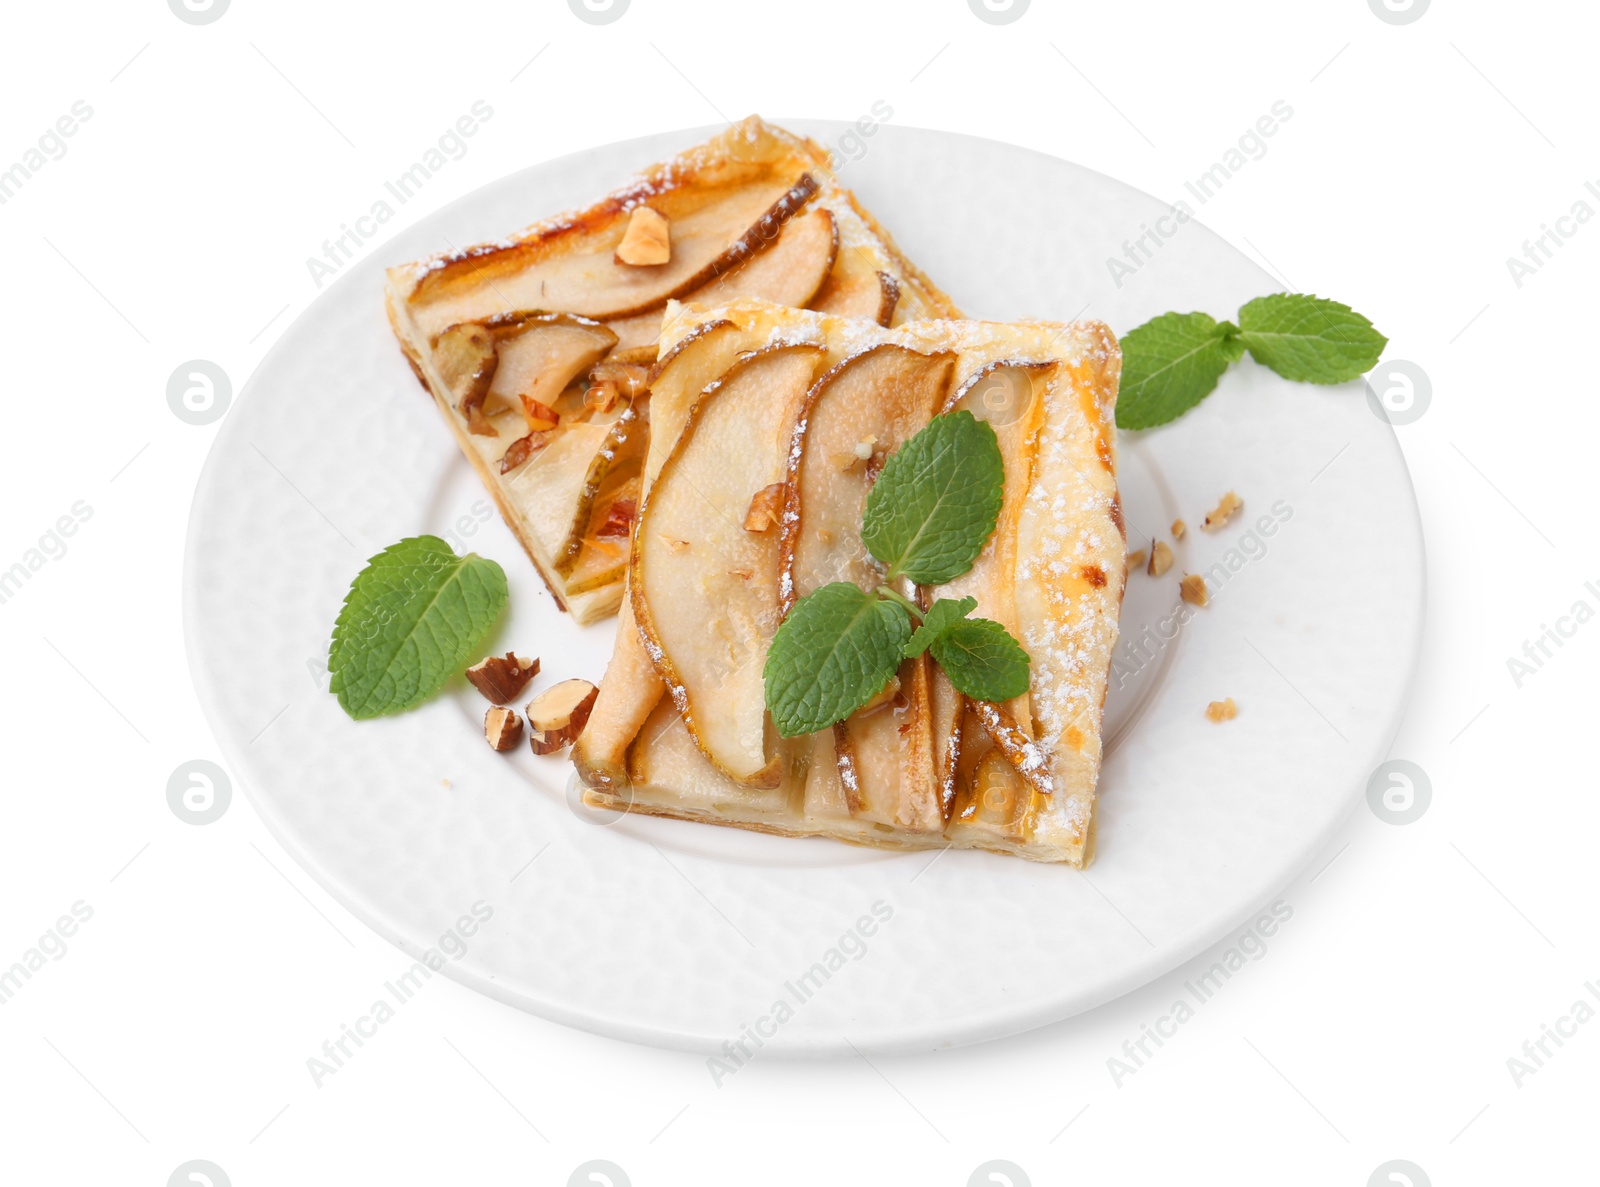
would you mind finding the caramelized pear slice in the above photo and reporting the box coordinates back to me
[690,207,838,312]
[411,174,819,327]
[432,323,499,435]
[779,344,954,829]
[485,313,618,424]
[553,400,647,576]
[572,318,752,789]
[632,343,825,787]
[504,421,613,564]
[780,344,955,607]
[811,264,899,327]
[934,362,1055,844]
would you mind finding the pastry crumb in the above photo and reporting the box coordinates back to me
[1180,573,1208,606]
[440,778,453,789]
[1205,697,1238,722]
[1201,491,1242,531]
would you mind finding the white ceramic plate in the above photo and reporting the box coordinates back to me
[184,122,1424,1055]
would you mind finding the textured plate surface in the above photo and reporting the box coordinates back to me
[183,122,1424,1054]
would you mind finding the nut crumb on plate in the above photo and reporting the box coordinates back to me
[1147,539,1173,577]
[1171,518,1186,539]
[1126,548,1147,570]
[1180,573,1209,606]
[484,706,524,751]
[1202,491,1243,531]
[1206,697,1238,722]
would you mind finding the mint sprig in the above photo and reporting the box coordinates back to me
[927,617,1031,702]
[329,536,508,719]
[861,411,1004,584]
[763,582,912,737]
[1116,294,1387,430]
[764,413,1031,738]
[904,596,977,658]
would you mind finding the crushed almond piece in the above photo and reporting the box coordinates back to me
[590,360,650,398]
[614,206,671,266]
[1201,491,1243,531]
[744,482,786,532]
[1205,698,1238,722]
[1180,573,1209,606]
[1171,518,1187,540]
[1147,539,1173,578]
[466,652,540,703]
[595,498,636,541]
[484,706,524,751]
[1127,549,1148,570]
[498,432,548,474]
[521,395,560,432]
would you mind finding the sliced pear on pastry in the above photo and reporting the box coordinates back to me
[811,264,899,327]
[410,175,820,329]
[931,362,1055,844]
[552,399,647,577]
[779,343,955,831]
[632,343,824,787]
[691,207,838,312]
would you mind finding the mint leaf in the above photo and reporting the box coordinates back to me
[1114,311,1237,430]
[904,595,977,658]
[329,536,508,720]
[861,411,1004,584]
[930,617,1031,702]
[764,582,911,737]
[1235,294,1387,384]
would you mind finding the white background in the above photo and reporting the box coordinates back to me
[1,0,1595,1184]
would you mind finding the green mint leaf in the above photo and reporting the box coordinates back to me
[1216,320,1246,363]
[929,617,1031,702]
[1114,311,1237,430]
[764,582,911,737]
[329,536,508,720]
[1235,293,1387,384]
[861,411,1004,585]
[903,595,977,658]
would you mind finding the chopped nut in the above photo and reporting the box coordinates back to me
[614,206,671,266]
[520,395,560,432]
[595,497,636,541]
[583,381,620,415]
[466,652,540,703]
[857,676,901,718]
[744,482,787,532]
[1180,573,1209,607]
[527,679,599,755]
[1127,549,1148,570]
[590,360,650,399]
[1201,491,1243,532]
[499,433,549,474]
[1147,539,1174,578]
[1171,518,1187,540]
[1205,697,1238,722]
[484,706,524,751]
[853,435,878,461]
